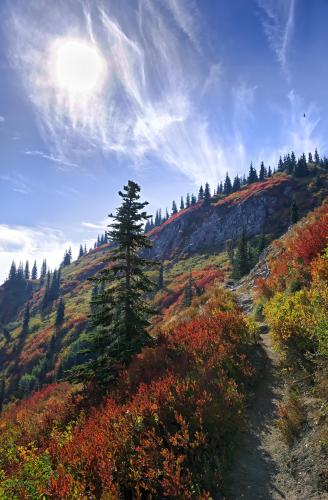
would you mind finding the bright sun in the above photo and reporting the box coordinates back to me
[52,39,106,95]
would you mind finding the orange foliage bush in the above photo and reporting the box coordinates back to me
[258,203,328,295]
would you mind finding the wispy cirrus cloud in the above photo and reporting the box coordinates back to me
[25,150,78,169]
[6,0,254,185]
[257,0,295,81]
[0,173,30,194]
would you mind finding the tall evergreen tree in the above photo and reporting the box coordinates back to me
[308,152,313,163]
[314,148,320,164]
[55,298,65,327]
[8,261,17,281]
[21,303,30,336]
[186,193,190,208]
[247,162,258,184]
[259,162,267,181]
[198,185,204,201]
[79,244,84,258]
[191,193,197,205]
[24,261,30,280]
[72,181,155,387]
[203,182,211,205]
[223,173,232,195]
[171,200,178,215]
[232,175,241,192]
[232,232,250,279]
[278,156,284,172]
[180,196,185,210]
[290,198,299,225]
[17,263,24,280]
[31,261,38,280]
[267,166,272,177]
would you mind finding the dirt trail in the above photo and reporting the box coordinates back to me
[224,281,323,500]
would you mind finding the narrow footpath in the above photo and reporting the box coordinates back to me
[225,281,323,500]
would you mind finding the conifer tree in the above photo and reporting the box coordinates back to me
[232,232,250,279]
[171,200,178,215]
[180,196,185,210]
[290,198,299,225]
[31,261,38,280]
[247,162,258,183]
[24,261,30,280]
[191,193,197,205]
[21,303,30,336]
[8,261,17,281]
[278,156,284,172]
[259,162,266,181]
[267,166,272,177]
[223,173,232,195]
[165,208,169,220]
[79,244,84,258]
[55,298,65,327]
[186,193,190,208]
[314,148,320,164]
[232,176,241,192]
[308,152,313,163]
[198,185,204,201]
[203,182,211,205]
[72,181,155,387]
[17,263,24,280]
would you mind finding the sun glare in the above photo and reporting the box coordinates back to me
[52,39,106,95]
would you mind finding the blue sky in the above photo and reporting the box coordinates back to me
[0,0,327,283]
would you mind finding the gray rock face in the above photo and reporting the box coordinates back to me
[147,179,293,260]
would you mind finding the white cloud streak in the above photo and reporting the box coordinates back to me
[25,150,78,169]
[0,173,30,194]
[7,0,253,185]
[257,0,295,81]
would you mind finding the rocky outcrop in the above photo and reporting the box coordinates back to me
[147,176,294,260]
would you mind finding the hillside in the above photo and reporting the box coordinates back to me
[0,167,328,497]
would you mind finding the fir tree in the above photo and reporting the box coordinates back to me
[191,193,197,205]
[72,181,155,388]
[267,166,272,177]
[17,263,24,280]
[24,261,30,280]
[198,185,204,201]
[55,298,65,327]
[203,182,211,205]
[165,208,169,220]
[31,261,38,280]
[314,148,320,164]
[8,261,17,281]
[232,176,241,192]
[232,232,250,279]
[180,196,185,210]
[172,200,178,215]
[186,193,190,208]
[247,163,258,184]
[21,303,30,336]
[223,173,232,195]
[278,156,284,172]
[79,244,84,258]
[259,162,267,181]
[290,198,299,225]
[308,152,313,163]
